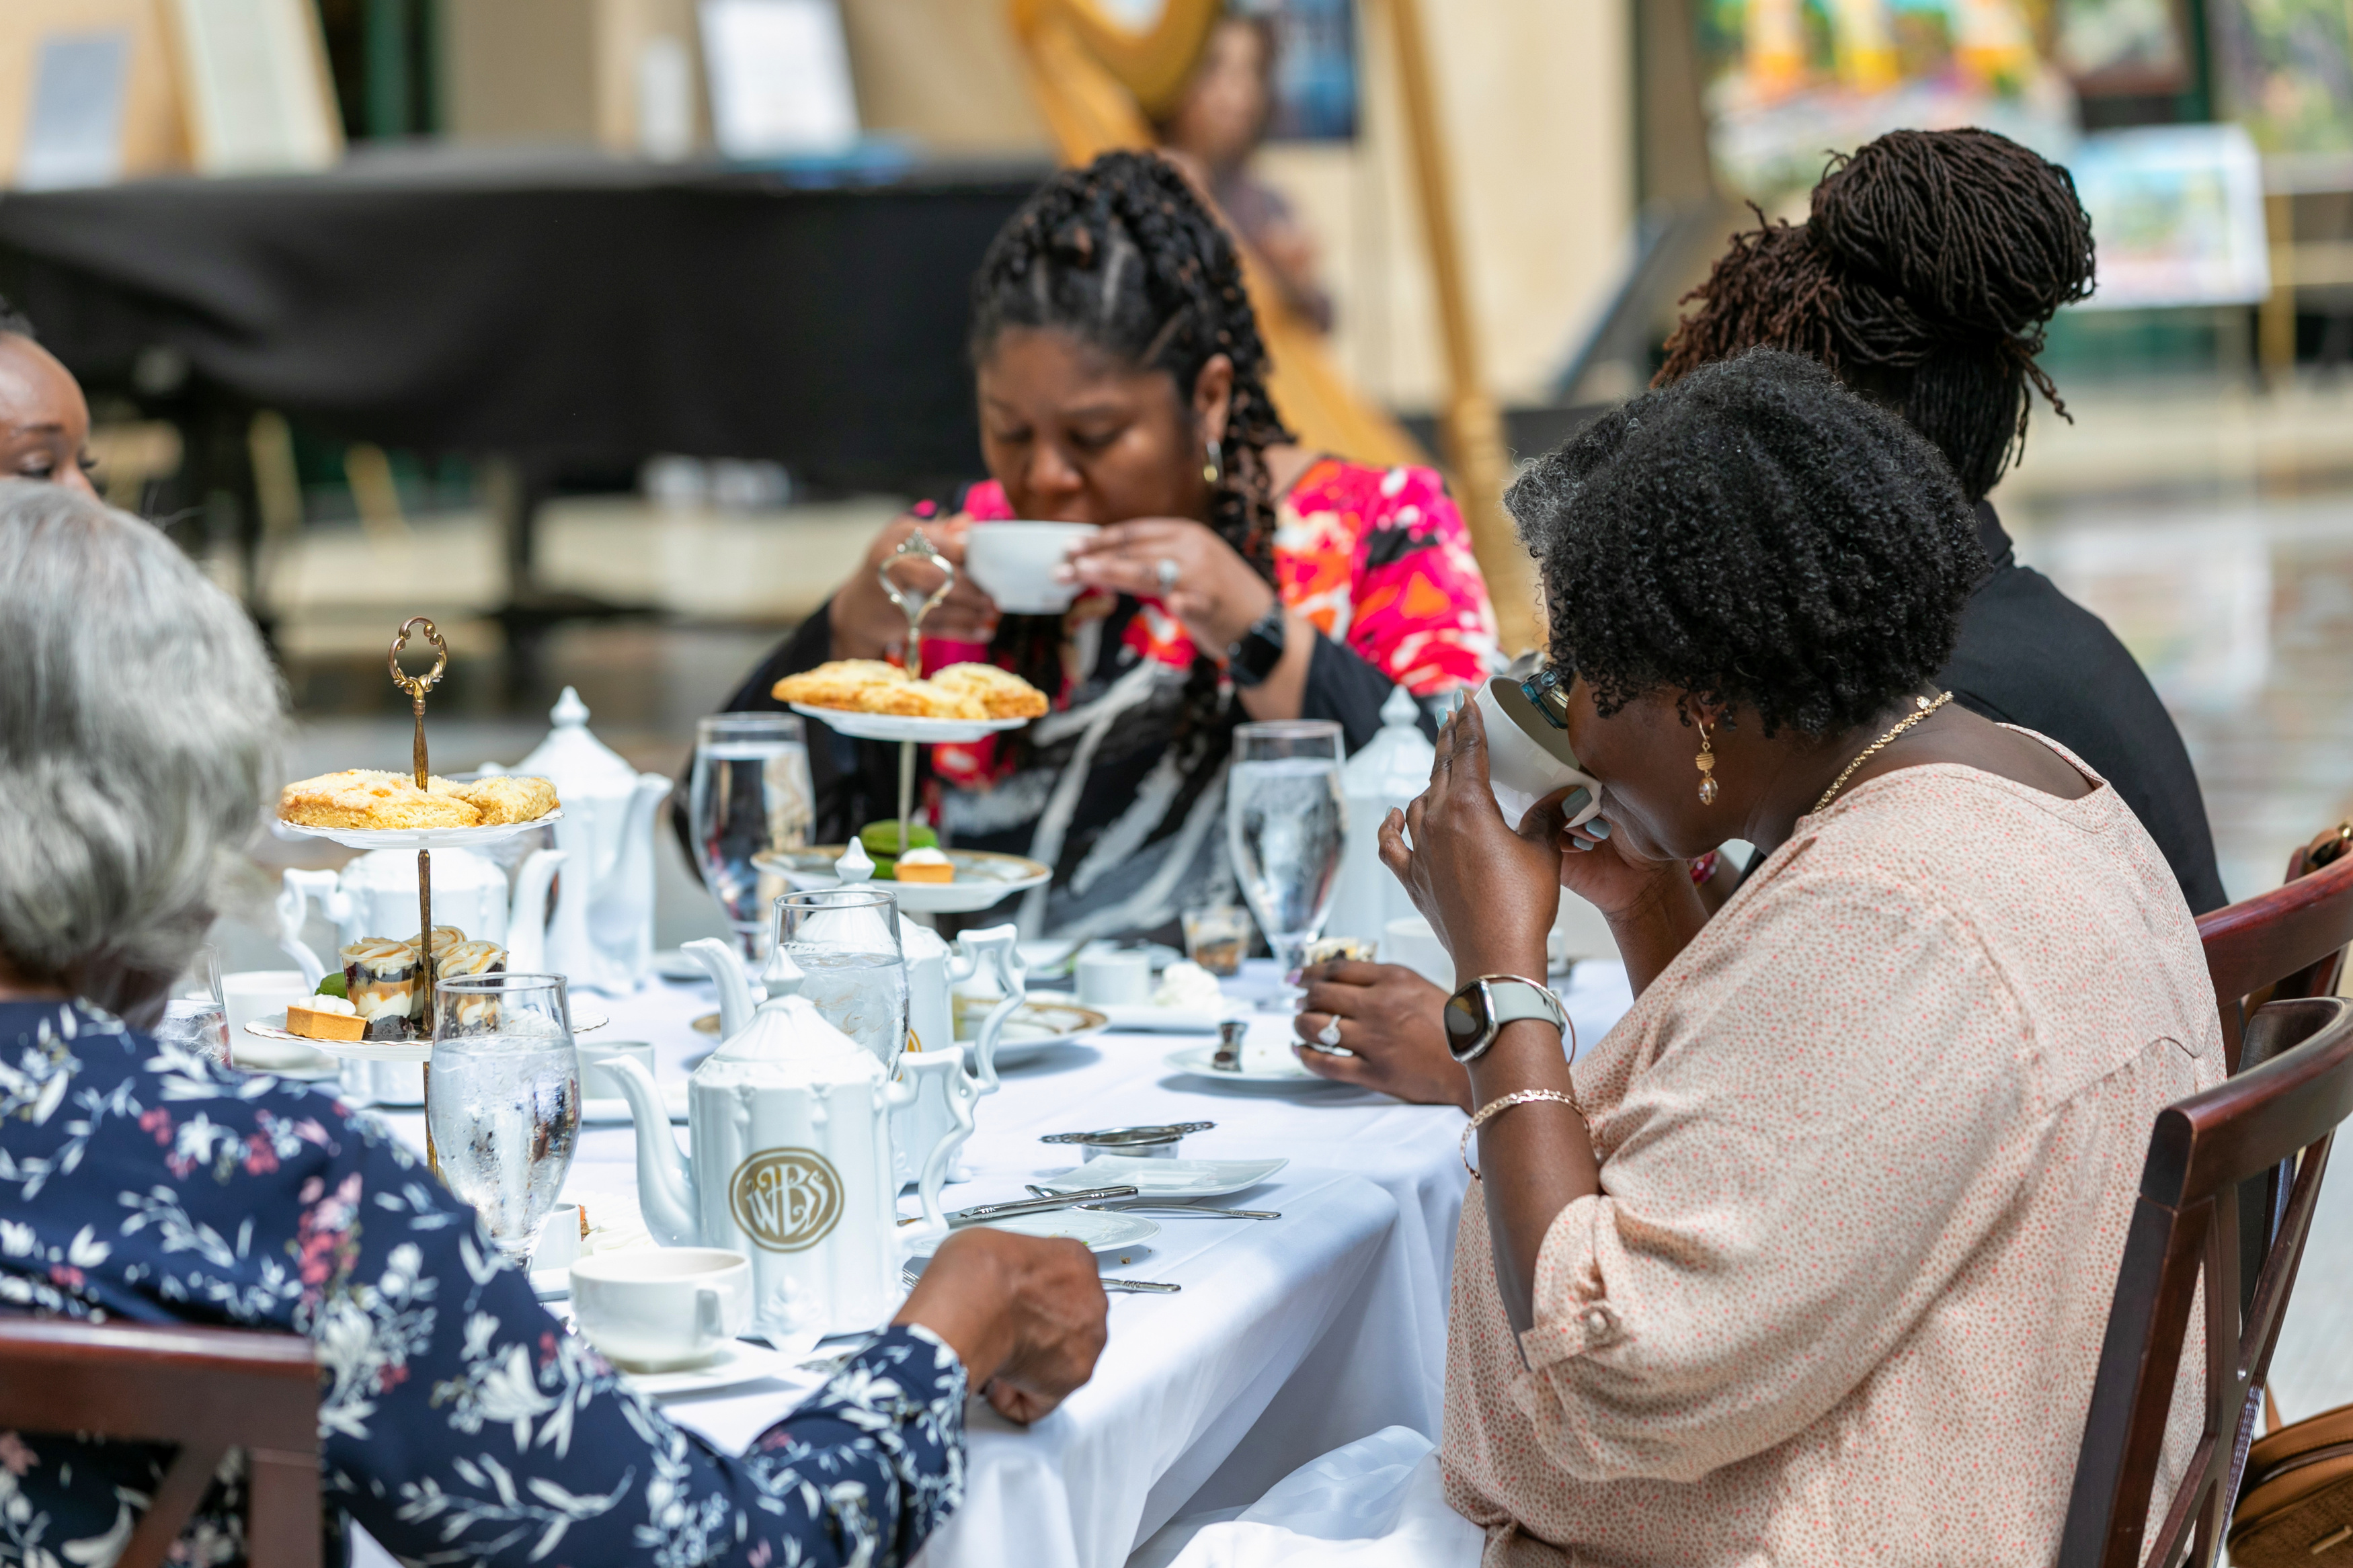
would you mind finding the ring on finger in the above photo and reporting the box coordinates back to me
[1315,1014,1343,1049]
[1156,557,1180,593]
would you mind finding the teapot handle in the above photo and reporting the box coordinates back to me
[894,1046,979,1250]
[953,925,1023,1096]
[276,870,345,988]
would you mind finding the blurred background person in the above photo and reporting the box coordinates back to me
[0,294,97,496]
[1155,10,1335,332]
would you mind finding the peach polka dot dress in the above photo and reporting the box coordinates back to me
[1440,737,2224,1566]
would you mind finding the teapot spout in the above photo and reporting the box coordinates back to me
[684,937,761,1040]
[605,1056,699,1245]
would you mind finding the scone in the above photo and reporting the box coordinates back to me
[279,770,481,830]
[863,679,987,720]
[436,774,558,825]
[930,662,1049,718]
[772,659,910,710]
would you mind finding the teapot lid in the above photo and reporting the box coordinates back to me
[1344,684,1437,800]
[832,842,947,956]
[514,686,637,789]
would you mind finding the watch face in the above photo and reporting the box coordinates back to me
[1443,989,1482,1049]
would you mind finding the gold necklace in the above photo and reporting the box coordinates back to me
[1810,691,1955,815]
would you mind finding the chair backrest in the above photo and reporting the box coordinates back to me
[0,1316,319,1568]
[2059,995,2353,1568]
[2197,825,2353,1070]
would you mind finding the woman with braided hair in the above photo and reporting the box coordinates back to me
[720,150,1497,940]
[1657,126,2227,913]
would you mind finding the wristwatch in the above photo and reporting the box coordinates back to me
[1443,975,1567,1063]
[1226,602,1287,688]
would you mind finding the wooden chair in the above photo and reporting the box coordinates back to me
[0,1316,319,1568]
[2059,995,2353,1567]
[2196,823,2353,1071]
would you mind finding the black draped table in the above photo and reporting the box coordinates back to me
[0,146,1048,630]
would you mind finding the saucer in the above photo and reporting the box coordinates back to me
[1164,1044,1341,1085]
[617,1339,809,1399]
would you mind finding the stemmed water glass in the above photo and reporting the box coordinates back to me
[773,889,909,1074]
[424,973,582,1264]
[1225,720,1348,1009]
[689,713,815,964]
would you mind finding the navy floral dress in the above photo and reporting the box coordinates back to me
[0,1001,965,1568]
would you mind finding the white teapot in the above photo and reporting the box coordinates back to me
[609,948,977,1339]
[503,687,674,996]
[276,846,562,987]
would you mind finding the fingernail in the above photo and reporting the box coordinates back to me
[1587,820,1613,839]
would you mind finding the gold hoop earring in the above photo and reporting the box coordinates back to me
[1695,715,1719,804]
[1203,438,1223,487]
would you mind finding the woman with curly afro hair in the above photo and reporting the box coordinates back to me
[717,150,1497,941]
[1656,126,2223,913]
[1242,348,2221,1565]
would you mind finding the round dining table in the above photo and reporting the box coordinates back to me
[354,957,1634,1568]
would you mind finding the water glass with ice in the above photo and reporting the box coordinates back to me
[772,888,908,1073]
[689,714,815,963]
[426,973,582,1264]
[1226,720,1348,1009]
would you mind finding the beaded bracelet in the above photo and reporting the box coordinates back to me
[1461,1088,1589,1180]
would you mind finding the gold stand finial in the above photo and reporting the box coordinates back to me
[389,616,448,789]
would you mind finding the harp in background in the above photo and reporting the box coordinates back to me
[1006,0,1541,655]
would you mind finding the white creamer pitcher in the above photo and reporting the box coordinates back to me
[606,950,976,1340]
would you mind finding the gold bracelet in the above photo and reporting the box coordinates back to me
[1460,1088,1587,1181]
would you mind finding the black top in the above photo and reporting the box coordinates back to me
[1939,502,2227,914]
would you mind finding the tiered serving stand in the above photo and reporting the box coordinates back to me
[780,528,1050,913]
[270,618,571,1160]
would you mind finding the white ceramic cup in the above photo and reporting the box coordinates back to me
[1075,947,1154,1007]
[1472,677,1605,833]
[575,1040,657,1102]
[569,1246,753,1370]
[221,969,316,1041]
[964,521,1101,614]
[1380,916,1454,993]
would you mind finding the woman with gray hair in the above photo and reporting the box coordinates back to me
[0,481,1107,1568]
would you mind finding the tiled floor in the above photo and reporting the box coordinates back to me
[214,373,2353,1428]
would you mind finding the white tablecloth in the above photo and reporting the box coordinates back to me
[365,958,1633,1568]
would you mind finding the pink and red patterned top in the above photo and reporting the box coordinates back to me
[922,458,1499,792]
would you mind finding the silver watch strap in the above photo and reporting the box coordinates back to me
[1483,977,1565,1032]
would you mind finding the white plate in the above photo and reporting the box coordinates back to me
[959,999,1107,1067]
[787,704,1031,744]
[1164,1044,1340,1085]
[619,1339,808,1399]
[272,809,563,852]
[1032,1155,1287,1198]
[226,1042,342,1080]
[581,1087,689,1125]
[908,1208,1159,1256]
[247,1005,610,1059]
[755,845,1051,914]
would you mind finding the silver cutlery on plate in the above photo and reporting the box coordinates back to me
[1023,1183,1279,1219]
[943,1184,1140,1227]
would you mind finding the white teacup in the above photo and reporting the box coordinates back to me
[570,1246,753,1370]
[965,521,1100,614]
[576,1040,657,1102]
[1075,947,1153,1007]
[221,969,315,1040]
[1381,917,1454,993]
[1472,676,1605,833]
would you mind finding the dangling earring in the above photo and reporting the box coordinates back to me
[1203,438,1223,488]
[1695,714,1719,804]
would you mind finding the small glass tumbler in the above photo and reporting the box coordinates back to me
[1181,904,1252,977]
[774,888,909,1073]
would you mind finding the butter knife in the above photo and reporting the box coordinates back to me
[945,1184,1140,1227]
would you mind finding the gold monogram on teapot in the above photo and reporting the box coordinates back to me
[728,1149,845,1252]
